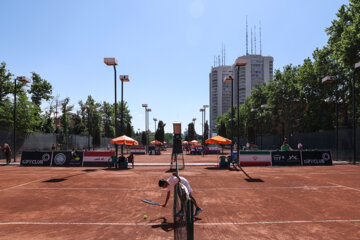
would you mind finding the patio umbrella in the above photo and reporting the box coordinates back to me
[110,135,139,146]
[182,141,188,145]
[150,140,163,145]
[205,136,232,145]
[189,140,201,145]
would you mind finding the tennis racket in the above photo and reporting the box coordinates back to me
[141,198,161,206]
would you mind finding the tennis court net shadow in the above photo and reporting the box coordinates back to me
[238,167,264,183]
[83,169,97,172]
[43,178,67,183]
[151,217,174,232]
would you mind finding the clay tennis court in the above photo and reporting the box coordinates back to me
[0,153,359,239]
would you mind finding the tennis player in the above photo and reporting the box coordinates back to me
[159,172,202,217]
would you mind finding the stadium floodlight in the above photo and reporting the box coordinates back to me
[153,118,158,133]
[104,57,118,156]
[104,58,118,66]
[235,58,248,67]
[224,75,235,156]
[119,75,130,156]
[13,76,31,163]
[235,58,248,165]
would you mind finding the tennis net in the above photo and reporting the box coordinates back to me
[173,182,194,240]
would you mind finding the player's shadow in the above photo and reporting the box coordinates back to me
[165,169,177,173]
[151,217,174,232]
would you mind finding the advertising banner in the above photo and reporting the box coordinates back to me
[52,151,83,167]
[302,151,332,166]
[239,151,271,166]
[271,151,301,166]
[83,151,115,167]
[130,147,146,154]
[21,151,52,166]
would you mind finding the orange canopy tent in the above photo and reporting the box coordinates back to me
[110,135,139,146]
[182,141,189,145]
[150,140,163,145]
[189,140,201,145]
[205,136,232,145]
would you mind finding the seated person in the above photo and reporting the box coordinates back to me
[118,155,126,162]
[127,153,134,168]
[281,141,293,151]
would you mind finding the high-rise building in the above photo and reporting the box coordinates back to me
[209,54,273,137]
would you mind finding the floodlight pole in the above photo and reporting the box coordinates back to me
[119,75,129,156]
[237,66,240,165]
[353,62,360,164]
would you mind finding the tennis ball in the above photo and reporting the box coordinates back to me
[143,215,148,219]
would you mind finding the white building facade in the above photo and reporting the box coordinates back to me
[209,54,273,137]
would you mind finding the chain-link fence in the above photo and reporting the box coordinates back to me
[0,129,112,159]
[258,128,360,161]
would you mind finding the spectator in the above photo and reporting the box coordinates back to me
[0,143,12,164]
[281,140,293,151]
[297,141,303,150]
[127,152,134,168]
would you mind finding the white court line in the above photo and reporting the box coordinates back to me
[0,219,359,226]
[0,178,50,191]
[13,185,344,191]
[328,182,360,192]
[196,219,360,226]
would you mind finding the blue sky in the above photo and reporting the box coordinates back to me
[0,0,348,133]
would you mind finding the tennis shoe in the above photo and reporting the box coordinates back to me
[175,210,184,217]
[194,207,202,217]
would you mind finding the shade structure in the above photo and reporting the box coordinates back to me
[205,136,232,145]
[110,135,139,146]
[182,141,188,145]
[189,140,201,145]
[150,140,163,145]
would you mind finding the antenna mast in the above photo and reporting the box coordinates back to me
[260,21,262,55]
[254,25,257,55]
[246,16,248,55]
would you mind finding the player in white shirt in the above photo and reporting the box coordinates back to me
[158,173,202,217]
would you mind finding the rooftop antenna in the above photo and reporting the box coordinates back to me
[214,56,216,67]
[254,25,257,55]
[218,55,220,66]
[260,20,262,55]
[224,44,226,65]
[251,28,253,54]
[221,43,224,66]
[246,16,248,55]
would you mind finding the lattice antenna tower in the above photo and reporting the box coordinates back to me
[246,16,248,55]
[254,25,257,55]
[260,20,262,55]
[251,28,253,54]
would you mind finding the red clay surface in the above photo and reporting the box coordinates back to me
[0,152,360,239]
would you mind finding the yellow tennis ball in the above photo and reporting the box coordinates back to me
[143,215,148,219]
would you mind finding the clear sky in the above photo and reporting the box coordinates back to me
[0,0,348,134]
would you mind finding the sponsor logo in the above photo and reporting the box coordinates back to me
[23,160,43,165]
[273,155,282,161]
[54,153,66,165]
[288,155,298,161]
[252,156,258,161]
[322,153,330,161]
[304,159,325,164]
[42,153,51,162]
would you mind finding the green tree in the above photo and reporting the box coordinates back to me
[187,122,196,141]
[102,101,114,138]
[141,131,147,146]
[204,121,209,141]
[60,98,73,135]
[155,120,166,142]
[28,72,53,107]
[217,120,227,137]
